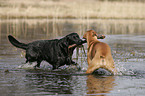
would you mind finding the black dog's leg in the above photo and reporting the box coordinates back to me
[25,60,32,65]
[71,60,78,65]
[67,55,77,65]
[52,65,59,70]
[66,57,80,70]
[34,61,41,69]
[66,57,81,70]
[36,60,42,67]
[68,47,77,65]
[70,59,81,70]
[65,57,72,65]
[26,60,28,63]
[52,66,57,70]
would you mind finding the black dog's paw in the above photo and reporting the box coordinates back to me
[76,66,81,71]
[71,61,78,65]
[71,61,81,71]
[33,65,41,70]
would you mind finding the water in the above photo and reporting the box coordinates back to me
[0,19,145,96]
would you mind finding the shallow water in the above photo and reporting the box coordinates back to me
[0,19,145,96]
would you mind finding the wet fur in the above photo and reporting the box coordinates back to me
[83,30,117,74]
[8,33,86,69]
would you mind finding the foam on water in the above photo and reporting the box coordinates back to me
[115,62,137,76]
[16,61,82,72]
[88,62,140,76]
[16,62,52,70]
[16,60,142,77]
[17,62,37,69]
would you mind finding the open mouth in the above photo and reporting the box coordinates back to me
[69,39,86,49]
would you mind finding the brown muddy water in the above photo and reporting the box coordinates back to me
[0,19,145,96]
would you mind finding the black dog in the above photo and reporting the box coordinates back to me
[8,33,86,69]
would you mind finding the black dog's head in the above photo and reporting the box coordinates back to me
[66,33,84,45]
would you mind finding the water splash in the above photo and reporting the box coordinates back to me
[16,62,52,70]
[16,61,82,72]
[17,62,37,69]
[115,62,137,76]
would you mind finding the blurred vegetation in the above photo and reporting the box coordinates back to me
[0,0,145,19]
[98,0,144,1]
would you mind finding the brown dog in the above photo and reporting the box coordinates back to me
[83,30,117,75]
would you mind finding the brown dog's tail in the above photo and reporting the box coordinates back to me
[8,35,28,50]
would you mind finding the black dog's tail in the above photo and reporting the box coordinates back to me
[8,35,28,50]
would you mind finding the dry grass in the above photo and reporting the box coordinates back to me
[0,0,145,19]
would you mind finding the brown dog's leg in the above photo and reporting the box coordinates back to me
[86,61,101,74]
[87,56,91,65]
[86,57,117,75]
[105,56,117,75]
[86,63,117,75]
[86,64,102,74]
[106,65,117,75]
[86,54,101,74]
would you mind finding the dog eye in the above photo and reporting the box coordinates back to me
[73,36,78,39]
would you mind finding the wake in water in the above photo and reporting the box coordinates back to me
[16,61,81,72]
[16,61,143,77]
[115,62,140,76]
[87,62,140,76]
[17,61,52,70]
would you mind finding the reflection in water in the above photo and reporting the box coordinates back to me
[23,70,88,95]
[0,19,145,40]
[86,75,115,96]
[25,70,73,95]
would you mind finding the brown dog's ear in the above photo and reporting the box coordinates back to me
[91,31,98,37]
[93,33,97,37]
[87,30,93,32]
[83,32,87,39]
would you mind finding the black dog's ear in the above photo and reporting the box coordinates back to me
[66,35,70,41]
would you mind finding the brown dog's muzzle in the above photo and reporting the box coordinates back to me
[83,34,106,39]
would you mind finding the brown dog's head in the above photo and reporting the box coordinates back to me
[83,30,105,41]
[83,30,97,39]
[83,30,105,39]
